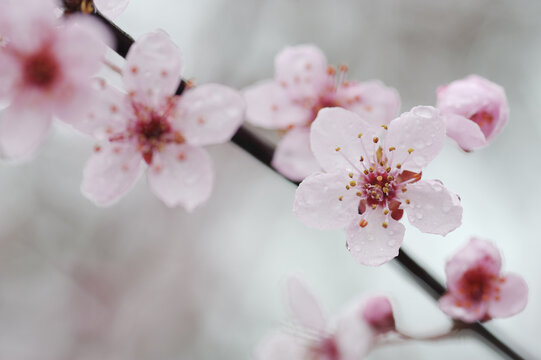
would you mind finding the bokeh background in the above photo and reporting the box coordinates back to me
[0,0,540,358]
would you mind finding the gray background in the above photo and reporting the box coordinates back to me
[0,0,539,358]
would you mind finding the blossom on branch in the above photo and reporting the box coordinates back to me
[0,0,108,160]
[437,75,508,151]
[244,44,399,181]
[77,30,244,210]
[294,106,462,266]
[256,277,395,360]
[439,237,528,323]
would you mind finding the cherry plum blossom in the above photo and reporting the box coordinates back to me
[77,30,244,210]
[94,0,130,18]
[244,45,400,181]
[256,277,396,360]
[439,237,528,323]
[437,75,508,151]
[0,0,108,160]
[294,106,462,266]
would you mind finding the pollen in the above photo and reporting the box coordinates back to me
[357,133,363,138]
[349,172,354,178]
[396,163,402,169]
[386,167,391,173]
[401,188,407,193]
[408,148,414,154]
[405,199,411,204]
[356,191,362,196]
[376,176,383,182]
[373,137,379,143]
[384,209,389,215]
[372,204,377,209]
[369,167,374,172]
[349,181,357,186]
[335,147,341,151]
[338,196,343,201]
[339,64,349,72]
[388,146,396,152]
[381,124,388,130]
[382,222,388,229]
[364,170,369,175]
[346,185,350,190]
[131,66,138,74]
[327,66,336,75]
[360,156,364,162]
[360,219,368,228]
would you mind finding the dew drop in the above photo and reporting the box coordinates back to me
[413,107,433,119]
[354,245,362,252]
[416,213,423,220]
[387,240,397,247]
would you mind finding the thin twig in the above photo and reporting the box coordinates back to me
[62,7,529,360]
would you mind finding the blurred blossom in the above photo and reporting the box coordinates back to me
[0,0,108,160]
[76,30,245,210]
[437,75,508,151]
[439,238,528,323]
[294,106,462,266]
[244,44,399,181]
[361,296,395,335]
[94,0,130,18]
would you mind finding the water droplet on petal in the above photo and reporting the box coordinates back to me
[387,240,397,247]
[413,107,433,119]
[416,213,423,220]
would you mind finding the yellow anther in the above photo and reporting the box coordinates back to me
[401,188,407,193]
[384,209,389,215]
[405,199,411,204]
[381,124,388,130]
[396,163,402,169]
[349,181,357,186]
[387,175,394,181]
[386,167,391,173]
[338,196,343,201]
[335,147,341,151]
[360,219,368,228]
[382,222,388,229]
[372,204,377,209]
[364,169,369,175]
[388,146,396,152]
[360,156,364,162]
[373,137,379,143]
[377,176,383,182]
[371,191,377,196]
[349,172,354,178]
[356,191,362,196]
[369,167,374,172]
[357,133,363,138]
[408,148,414,154]
[346,185,351,190]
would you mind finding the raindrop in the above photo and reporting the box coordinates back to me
[416,213,423,220]
[413,107,433,119]
[387,240,396,247]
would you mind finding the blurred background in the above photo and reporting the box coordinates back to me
[0,0,540,358]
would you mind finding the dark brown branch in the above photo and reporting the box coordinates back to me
[66,7,527,360]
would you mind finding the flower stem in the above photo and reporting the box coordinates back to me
[66,7,527,360]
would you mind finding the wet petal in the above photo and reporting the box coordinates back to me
[0,104,52,160]
[175,84,244,146]
[346,210,405,266]
[336,80,400,125]
[401,180,462,235]
[444,113,487,151]
[93,0,130,18]
[438,293,487,323]
[311,107,377,173]
[0,52,19,99]
[488,273,528,318]
[243,80,311,129]
[385,106,445,172]
[272,127,320,181]
[294,171,359,230]
[286,277,326,332]
[81,143,142,206]
[274,44,329,100]
[147,144,213,211]
[124,30,182,105]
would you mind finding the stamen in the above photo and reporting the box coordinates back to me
[360,219,368,228]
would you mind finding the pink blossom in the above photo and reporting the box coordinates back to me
[0,0,108,160]
[256,277,395,360]
[94,0,130,18]
[436,75,508,151]
[361,296,395,334]
[294,106,462,266]
[77,30,244,210]
[439,238,528,323]
[244,45,400,181]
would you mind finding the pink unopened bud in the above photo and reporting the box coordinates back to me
[362,296,395,334]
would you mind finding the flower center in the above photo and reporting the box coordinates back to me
[310,337,340,360]
[458,266,495,303]
[470,110,494,138]
[23,50,59,89]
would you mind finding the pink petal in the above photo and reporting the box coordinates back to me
[81,143,142,206]
[255,331,307,360]
[147,144,213,211]
[93,0,130,18]
[285,277,327,332]
[123,30,182,106]
[175,84,244,146]
[294,171,359,230]
[346,211,405,266]
[0,104,52,160]
[362,295,395,334]
[310,107,377,173]
[274,44,329,100]
[272,127,320,181]
[243,80,311,129]
[488,273,528,318]
[72,79,129,139]
[437,75,508,145]
[444,113,487,151]
[0,52,19,99]
[335,301,374,360]
[438,293,486,323]
[445,238,502,291]
[337,80,400,125]
[384,106,445,173]
[401,180,462,235]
